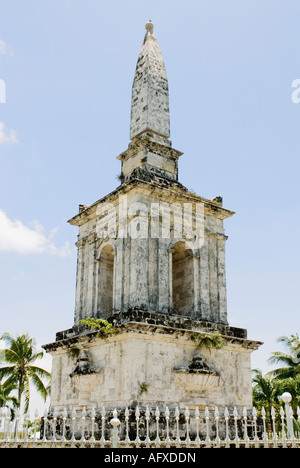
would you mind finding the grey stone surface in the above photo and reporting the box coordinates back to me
[130,21,170,141]
[44,22,262,414]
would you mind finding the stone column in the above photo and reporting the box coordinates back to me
[167,248,175,312]
[129,238,149,310]
[199,237,210,321]
[94,256,100,318]
[112,250,117,313]
[216,234,228,324]
[86,236,97,318]
[192,251,200,319]
[127,204,149,310]
[158,239,170,314]
[148,238,159,312]
[74,239,86,324]
[123,236,131,311]
[208,234,219,322]
[114,238,124,313]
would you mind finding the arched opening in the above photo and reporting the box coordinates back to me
[97,245,114,318]
[172,241,194,316]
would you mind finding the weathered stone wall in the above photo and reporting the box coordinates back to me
[47,326,255,412]
[44,21,262,420]
[72,184,231,326]
[172,242,194,316]
[97,245,114,318]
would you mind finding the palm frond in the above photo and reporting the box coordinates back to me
[0,332,51,414]
[28,366,51,379]
[30,351,44,362]
[0,366,15,380]
[23,375,30,414]
[268,351,295,366]
[267,366,295,380]
[1,348,20,364]
[30,374,49,401]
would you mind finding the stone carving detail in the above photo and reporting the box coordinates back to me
[188,353,211,372]
[70,350,97,377]
[70,350,103,404]
[173,353,220,394]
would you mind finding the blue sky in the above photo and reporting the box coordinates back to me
[0,0,300,413]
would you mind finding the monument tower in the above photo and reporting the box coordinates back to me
[44,22,261,412]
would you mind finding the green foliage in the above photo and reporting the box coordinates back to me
[66,347,81,359]
[252,369,279,418]
[252,334,300,422]
[0,378,18,419]
[191,331,225,350]
[0,333,51,414]
[138,381,150,396]
[25,418,41,438]
[268,334,300,380]
[116,173,125,183]
[273,374,300,409]
[79,318,119,338]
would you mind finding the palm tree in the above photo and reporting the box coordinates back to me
[273,374,300,410]
[0,333,51,413]
[0,378,18,419]
[0,378,18,408]
[268,334,300,379]
[252,369,277,425]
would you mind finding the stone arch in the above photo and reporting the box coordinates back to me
[97,240,117,258]
[171,240,194,316]
[97,243,115,318]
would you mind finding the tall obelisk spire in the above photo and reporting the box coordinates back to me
[130,21,170,141]
[118,21,182,184]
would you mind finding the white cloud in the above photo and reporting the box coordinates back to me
[12,271,26,280]
[0,39,6,55]
[0,209,72,257]
[0,121,19,146]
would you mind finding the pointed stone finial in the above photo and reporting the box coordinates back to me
[145,20,154,32]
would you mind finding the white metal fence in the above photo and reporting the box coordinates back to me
[0,397,300,448]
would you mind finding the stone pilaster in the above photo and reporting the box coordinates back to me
[208,234,219,322]
[74,239,87,325]
[167,248,175,312]
[216,235,228,324]
[114,238,124,313]
[129,237,149,310]
[158,239,170,313]
[86,237,97,318]
[199,239,210,321]
[192,251,200,319]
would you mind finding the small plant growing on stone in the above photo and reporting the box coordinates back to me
[79,318,119,339]
[191,331,225,351]
[67,346,81,359]
[116,173,125,183]
[138,381,150,395]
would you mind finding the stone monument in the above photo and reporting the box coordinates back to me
[44,21,262,413]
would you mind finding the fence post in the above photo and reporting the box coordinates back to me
[110,409,121,448]
[281,392,294,439]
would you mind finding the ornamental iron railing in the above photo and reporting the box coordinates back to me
[0,393,299,448]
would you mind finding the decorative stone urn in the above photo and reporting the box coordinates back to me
[70,350,103,405]
[173,353,220,396]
